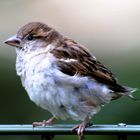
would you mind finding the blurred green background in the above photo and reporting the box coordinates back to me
[0,0,140,140]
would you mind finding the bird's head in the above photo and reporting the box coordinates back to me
[5,22,62,52]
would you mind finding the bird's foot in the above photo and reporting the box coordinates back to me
[72,116,92,140]
[32,116,56,127]
[72,123,92,140]
[72,123,86,140]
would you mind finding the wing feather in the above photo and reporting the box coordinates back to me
[51,38,128,93]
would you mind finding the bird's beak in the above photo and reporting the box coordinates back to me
[4,34,21,47]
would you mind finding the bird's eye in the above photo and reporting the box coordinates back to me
[27,34,34,41]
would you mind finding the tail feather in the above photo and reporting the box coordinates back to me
[110,83,139,101]
[123,86,139,101]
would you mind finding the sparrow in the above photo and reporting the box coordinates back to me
[5,22,136,140]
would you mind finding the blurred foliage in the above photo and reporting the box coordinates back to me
[0,0,140,140]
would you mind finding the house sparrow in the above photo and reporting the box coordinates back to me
[5,22,136,140]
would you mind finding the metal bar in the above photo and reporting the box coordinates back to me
[0,124,140,136]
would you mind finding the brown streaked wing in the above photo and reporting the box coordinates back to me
[51,38,127,93]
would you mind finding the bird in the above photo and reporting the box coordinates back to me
[5,22,137,140]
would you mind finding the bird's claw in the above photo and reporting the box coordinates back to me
[32,117,56,127]
[72,123,87,140]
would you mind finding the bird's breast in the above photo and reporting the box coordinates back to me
[17,52,58,105]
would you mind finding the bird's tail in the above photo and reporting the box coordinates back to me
[123,86,139,101]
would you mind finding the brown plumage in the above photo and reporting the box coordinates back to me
[51,38,131,95]
[17,22,131,95]
[5,22,137,140]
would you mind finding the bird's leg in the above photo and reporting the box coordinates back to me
[32,116,56,127]
[72,116,92,140]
